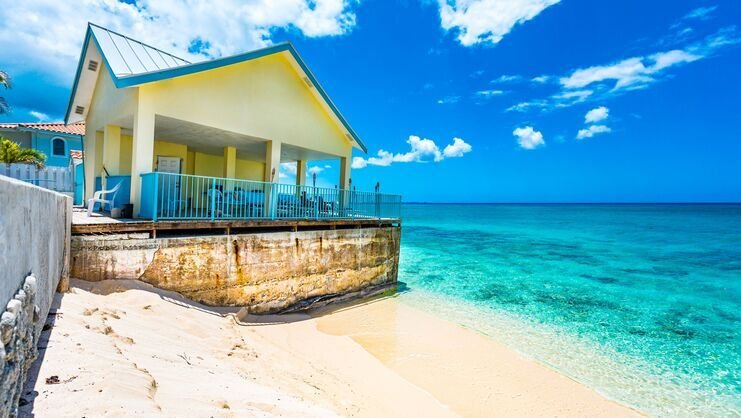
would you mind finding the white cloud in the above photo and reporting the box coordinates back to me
[513,126,544,150]
[506,100,547,112]
[0,0,359,85]
[437,96,461,104]
[438,0,561,47]
[576,125,611,140]
[442,137,472,158]
[507,27,740,114]
[560,49,703,92]
[491,74,523,84]
[683,6,718,21]
[531,74,551,84]
[307,166,324,175]
[474,89,505,99]
[352,135,472,169]
[584,106,609,123]
[29,111,50,122]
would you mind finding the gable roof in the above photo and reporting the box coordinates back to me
[66,23,367,153]
[0,122,85,136]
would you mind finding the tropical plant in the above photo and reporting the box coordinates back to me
[0,70,10,115]
[0,137,47,168]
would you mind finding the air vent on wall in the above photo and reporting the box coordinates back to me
[87,60,99,71]
[303,76,314,88]
[74,106,85,115]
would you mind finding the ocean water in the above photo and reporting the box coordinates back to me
[396,204,740,417]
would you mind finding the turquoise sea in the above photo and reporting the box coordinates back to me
[396,204,740,417]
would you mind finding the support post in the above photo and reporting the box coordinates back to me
[130,106,155,217]
[82,125,100,202]
[264,140,281,217]
[296,160,306,186]
[223,146,236,179]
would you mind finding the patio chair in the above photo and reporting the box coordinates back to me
[87,181,122,216]
[207,188,224,217]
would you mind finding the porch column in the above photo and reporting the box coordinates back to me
[264,140,281,182]
[82,125,102,202]
[130,107,155,217]
[339,156,351,189]
[101,124,121,189]
[296,160,306,186]
[223,146,236,179]
[264,140,281,217]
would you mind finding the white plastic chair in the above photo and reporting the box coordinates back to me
[87,181,122,216]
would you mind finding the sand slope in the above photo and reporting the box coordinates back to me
[20,279,642,418]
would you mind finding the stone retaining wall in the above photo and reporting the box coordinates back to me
[0,176,72,418]
[70,226,401,313]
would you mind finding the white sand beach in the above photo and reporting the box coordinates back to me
[21,279,643,418]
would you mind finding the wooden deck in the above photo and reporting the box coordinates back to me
[71,208,401,236]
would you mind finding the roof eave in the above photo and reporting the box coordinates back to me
[64,27,93,125]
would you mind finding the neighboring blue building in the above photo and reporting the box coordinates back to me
[0,122,85,167]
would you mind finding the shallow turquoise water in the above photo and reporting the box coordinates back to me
[397,204,740,417]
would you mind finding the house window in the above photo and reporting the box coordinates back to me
[52,137,65,156]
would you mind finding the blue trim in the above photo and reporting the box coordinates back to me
[65,25,368,153]
[64,27,92,125]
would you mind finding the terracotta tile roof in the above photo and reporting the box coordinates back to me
[0,122,85,136]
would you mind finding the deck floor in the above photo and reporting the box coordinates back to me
[71,208,400,235]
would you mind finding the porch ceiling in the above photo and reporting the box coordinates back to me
[152,115,341,163]
[154,115,266,161]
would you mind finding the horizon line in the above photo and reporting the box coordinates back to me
[402,201,741,205]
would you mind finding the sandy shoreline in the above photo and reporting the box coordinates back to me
[20,279,643,417]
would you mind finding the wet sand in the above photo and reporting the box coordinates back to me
[21,279,642,417]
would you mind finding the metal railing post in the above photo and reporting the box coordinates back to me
[210,177,216,221]
[152,172,159,222]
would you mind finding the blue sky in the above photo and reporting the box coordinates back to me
[1,0,739,202]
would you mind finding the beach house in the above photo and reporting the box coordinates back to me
[66,23,397,222]
[66,23,401,313]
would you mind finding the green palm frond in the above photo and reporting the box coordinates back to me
[0,137,47,168]
[0,71,10,89]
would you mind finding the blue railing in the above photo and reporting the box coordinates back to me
[139,172,402,221]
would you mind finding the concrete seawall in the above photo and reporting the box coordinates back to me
[70,226,401,313]
[0,176,71,418]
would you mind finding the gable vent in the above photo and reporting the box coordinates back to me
[303,76,314,88]
[74,106,85,115]
[87,60,99,71]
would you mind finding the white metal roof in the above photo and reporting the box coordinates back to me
[89,24,191,77]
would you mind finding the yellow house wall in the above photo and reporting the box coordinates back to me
[152,140,188,172]
[139,53,353,158]
[119,135,133,174]
[83,59,138,200]
[86,65,138,134]
[185,151,195,175]
[235,159,265,181]
[193,152,223,177]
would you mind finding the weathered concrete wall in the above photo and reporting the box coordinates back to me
[71,227,400,313]
[0,176,71,418]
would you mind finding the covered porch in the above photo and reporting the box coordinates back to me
[86,116,400,221]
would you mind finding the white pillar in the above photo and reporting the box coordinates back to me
[130,106,155,217]
[264,140,281,217]
[264,140,281,182]
[339,156,351,189]
[82,124,99,202]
